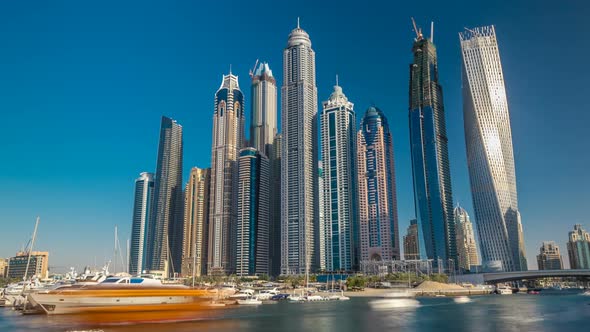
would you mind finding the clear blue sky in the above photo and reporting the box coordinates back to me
[1,0,588,272]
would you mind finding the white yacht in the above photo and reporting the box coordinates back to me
[496,285,513,295]
[229,289,255,300]
[237,296,262,305]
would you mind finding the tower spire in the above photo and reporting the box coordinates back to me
[335,74,339,87]
[297,17,300,29]
[229,64,232,75]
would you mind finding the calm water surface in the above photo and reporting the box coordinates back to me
[1,291,589,332]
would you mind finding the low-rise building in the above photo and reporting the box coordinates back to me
[7,251,49,279]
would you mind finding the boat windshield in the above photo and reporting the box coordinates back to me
[102,278,121,283]
[130,278,144,284]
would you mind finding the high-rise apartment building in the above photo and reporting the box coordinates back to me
[460,26,527,272]
[181,167,210,277]
[454,205,479,271]
[357,106,400,263]
[7,251,49,279]
[269,133,282,276]
[404,219,420,260]
[129,172,154,275]
[320,84,358,271]
[236,148,270,276]
[281,21,318,275]
[537,241,563,270]
[408,21,456,264]
[146,116,184,275]
[209,73,245,275]
[567,224,590,269]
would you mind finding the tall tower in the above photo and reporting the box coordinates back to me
[357,106,400,263]
[250,62,277,157]
[408,20,456,266]
[460,26,527,272]
[236,148,270,276]
[129,172,154,275]
[181,167,210,277]
[454,205,479,271]
[281,21,318,275]
[537,241,563,270]
[146,116,184,275]
[270,133,282,276]
[320,83,358,271]
[567,224,590,269]
[209,73,245,275]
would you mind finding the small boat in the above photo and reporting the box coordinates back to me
[527,290,540,295]
[229,289,255,300]
[453,296,471,304]
[496,285,512,295]
[237,296,262,305]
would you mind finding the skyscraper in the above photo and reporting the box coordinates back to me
[537,241,563,270]
[236,148,270,276]
[403,219,420,260]
[357,106,400,263]
[181,167,210,277]
[318,161,326,271]
[454,205,479,272]
[281,21,318,275]
[460,26,528,272]
[567,224,590,269]
[146,116,183,275]
[320,83,358,271]
[408,20,456,265]
[250,62,281,276]
[209,73,245,275]
[250,62,277,157]
[129,172,154,275]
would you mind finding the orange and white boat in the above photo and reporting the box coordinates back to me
[27,276,217,323]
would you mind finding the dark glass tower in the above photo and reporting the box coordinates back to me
[146,116,184,276]
[408,21,456,266]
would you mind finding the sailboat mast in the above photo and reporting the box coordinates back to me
[23,216,40,281]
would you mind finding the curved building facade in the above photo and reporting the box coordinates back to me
[460,26,527,272]
[129,172,154,275]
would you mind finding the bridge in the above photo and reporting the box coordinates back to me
[455,269,590,284]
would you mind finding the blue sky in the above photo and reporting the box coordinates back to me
[0,0,588,272]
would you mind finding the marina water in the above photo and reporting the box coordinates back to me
[1,290,588,332]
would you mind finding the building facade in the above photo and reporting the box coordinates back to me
[454,205,479,271]
[0,258,8,278]
[146,116,184,276]
[408,22,456,265]
[236,148,270,276]
[181,167,210,277]
[7,251,49,279]
[281,22,319,275]
[460,26,528,272]
[567,224,590,269]
[129,172,154,275]
[209,73,245,275]
[537,241,563,270]
[404,219,420,260]
[320,84,358,271]
[357,106,400,263]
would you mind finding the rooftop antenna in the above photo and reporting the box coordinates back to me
[297,17,300,29]
[411,17,422,41]
[430,21,434,43]
[229,64,232,75]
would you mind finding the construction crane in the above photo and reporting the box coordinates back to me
[411,17,423,41]
[249,59,259,78]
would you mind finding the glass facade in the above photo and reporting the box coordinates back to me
[129,172,154,275]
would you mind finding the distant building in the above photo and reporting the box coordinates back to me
[455,205,479,271]
[146,116,184,276]
[7,251,49,279]
[235,148,270,276]
[460,26,527,272]
[567,224,590,269]
[0,258,8,278]
[318,161,326,271]
[129,172,154,275]
[181,167,210,277]
[404,220,420,260]
[357,106,400,263]
[320,83,358,271]
[537,241,563,270]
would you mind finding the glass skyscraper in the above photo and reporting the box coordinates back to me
[320,84,358,271]
[460,26,527,272]
[408,23,456,265]
[281,21,318,275]
[236,148,270,276]
[357,106,400,262]
[146,116,184,275]
[209,73,245,275]
[129,172,154,275]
